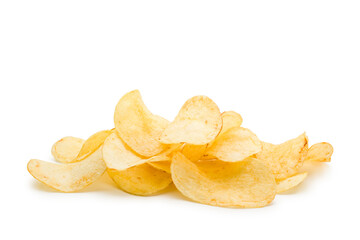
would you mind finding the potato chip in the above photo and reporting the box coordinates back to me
[108,164,172,196]
[75,130,112,162]
[306,142,333,162]
[114,90,169,157]
[276,172,308,193]
[51,137,85,163]
[171,152,276,208]
[203,127,262,162]
[181,144,208,161]
[160,96,222,145]
[255,133,308,180]
[102,133,148,171]
[27,148,106,192]
[219,111,243,135]
[148,161,171,174]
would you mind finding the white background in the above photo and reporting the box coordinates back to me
[1,1,359,239]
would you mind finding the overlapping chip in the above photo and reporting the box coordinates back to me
[255,133,309,180]
[51,136,85,163]
[114,90,169,157]
[28,90,332,208]
[171,153,276,208]
[160,96,222,145]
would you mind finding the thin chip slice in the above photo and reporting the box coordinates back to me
[203,127,262,162]
[148,161,171,174]
[107,164,172,196]
[75,130,112,162]
[219,111,243,136]
[306,142,333,162]
[255,133,308,180]
[160,96,222,145]
[114,90,169,157]
[276,172,308,193]
[27,148,106,192]
[148,144,182,162]
[102,133,148,171]
[181,144,208,161]
[51,137,85,163]
[171,153,276,208]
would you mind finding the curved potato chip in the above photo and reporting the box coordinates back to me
[114,90,169,157]
[219,111,243,135]
[306,142,333,162]
[171,153,276,208]
[181,144,208,161]
[255,133,308,180]
[203,127,262,162]
[51,137,85,163]
[27,148,106,192]
[160,96,222,145]
[102,133,148,171]
[276,172,308,193]
[75,130,112,162]
[107,164,172,196]
[148,161,171,174]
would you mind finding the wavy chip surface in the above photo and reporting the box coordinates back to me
[51,137,85,163]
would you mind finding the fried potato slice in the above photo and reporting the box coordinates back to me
[51,137,85,163]
[160,96,222,145]
[75,130,112,162]
[102,133,148,171]
[171,153,276,208]
[27,148,106,192]
[107,164,172,196]
[114,90,169,157]
[306,142,333,162]
[255,133,308,180]
[276,172,308,193]
[219,111,243,136]
[148,161,171,174]
[203,127,262,162]
[181,144,208,161]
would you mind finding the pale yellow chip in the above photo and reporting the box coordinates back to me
[102,133,148,171]
[75,130,112,162]
[171,153,276,208]
[51,137,85,163]
[114,90,169,157]
[306,142,333,162]
[160,96,222,145]
[219,111,243,135]
[255,133,309,180]
[107,164,172,196]
[181,144,208,161]
[203,127,262,162]
[276,172,308,193]
[148,161,171,174]
[27,148,106,192]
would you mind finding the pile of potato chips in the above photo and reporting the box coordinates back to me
[28,90,333,208]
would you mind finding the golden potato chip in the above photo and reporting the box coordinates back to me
[114,90,169,157]
[203,127,262,162]
[219,111,243,135]
[181,144,208,161]
[147,144,182,162]
[160,96,222,145]
[306,142,333,162]
[148,161,171,174]
[171,153,276,208]
[27,148,106,192]
[107,164,172,196]
[75,130,112,162]
[255,133,308,180]
[51,137,85,163]
[102,133,148,171]
[276,172,308,193]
